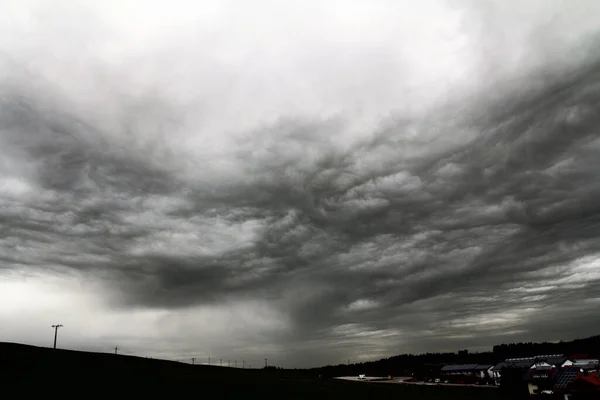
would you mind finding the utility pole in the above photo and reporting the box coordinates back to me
[192,357,195,365]
[265,358,268,368]
[51,324,63,349]
[114,346,118,355]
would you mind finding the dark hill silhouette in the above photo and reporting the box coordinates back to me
[1,342,505,398]
[6,334,598,397]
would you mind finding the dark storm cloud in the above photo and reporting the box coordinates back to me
[2,0,600,368]
[7,58,599,324]
[125,57,600,351]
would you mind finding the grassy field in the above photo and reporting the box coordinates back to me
[1,342,510,398]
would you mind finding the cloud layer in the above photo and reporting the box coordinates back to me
[1,0,600,367]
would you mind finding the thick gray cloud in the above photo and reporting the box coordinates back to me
[1,0,600,368]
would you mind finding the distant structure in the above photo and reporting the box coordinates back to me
[51,324,63,349]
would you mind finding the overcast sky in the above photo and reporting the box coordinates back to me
[1,0,600,368]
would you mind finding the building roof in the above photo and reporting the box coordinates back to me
[576,375,600,386]
[500,354,566,369]
[492,362,506,371]
[505,354,562,362]
[505,357,535,362]
[505,354,564,362]
[506,360,537,369]
[531,364,554,371]
[574,362,599,371]
[566,359,600,367]
[494,360,536,370]
[572,359,599,364]
[554,367,581,390]
[441,364,479,372]
[568,373,600,392]
[546,356,568,366]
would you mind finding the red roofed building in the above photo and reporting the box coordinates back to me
[569,373,600,393]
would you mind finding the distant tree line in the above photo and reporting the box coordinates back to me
[492,335,600,360]
[308,334,600,378]
[311,351,495,379]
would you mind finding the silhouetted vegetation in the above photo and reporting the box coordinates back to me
[492,335,600,360]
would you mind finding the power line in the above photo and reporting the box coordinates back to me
[51,324,63,349]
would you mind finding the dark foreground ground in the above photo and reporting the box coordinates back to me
[1,342,508,399]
